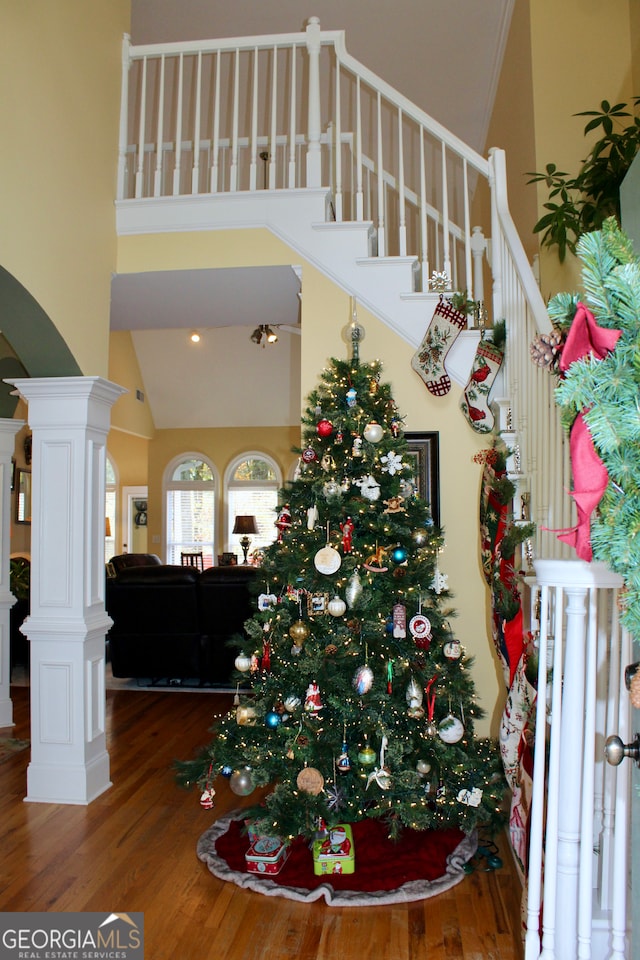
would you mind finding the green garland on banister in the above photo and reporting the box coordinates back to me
[549,218,640,638]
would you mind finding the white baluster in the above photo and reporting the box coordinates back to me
[249,47,259,191]
[397,107,406,256]
[269,46,277,189]
[288,45,296,188]
[441,142,450,282]
[230,49,239,192]
[135,55,147,199]
[577,587,598,958]
[210,52,220,193]
[419,128,429,291]
[191,51,202,194]
[470,226,486,302]
[172,52,183,196]
[305,17,322,187]
[334,55,342,222]
[154,54,165,197]
[462,160,472,296]
[609,628,631,960]
[376,92,385,257]
[355,75,363,221]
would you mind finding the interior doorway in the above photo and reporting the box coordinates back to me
[121,485,148,556]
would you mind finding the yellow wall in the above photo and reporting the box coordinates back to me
[1,1,130,376]
[109,331,156,438]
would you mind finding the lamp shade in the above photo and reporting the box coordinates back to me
[233,515,258,536]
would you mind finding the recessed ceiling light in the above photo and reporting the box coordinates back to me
[190,331,201,343]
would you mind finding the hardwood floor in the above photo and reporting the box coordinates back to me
[1,686,524,960]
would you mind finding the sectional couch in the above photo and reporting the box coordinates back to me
[105,558,258,686]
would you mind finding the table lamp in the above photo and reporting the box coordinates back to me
[232,515,258,564]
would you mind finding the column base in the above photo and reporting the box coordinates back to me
[25,751,112,805]
[0,695,14,728]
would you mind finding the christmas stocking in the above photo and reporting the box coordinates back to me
[411,297,467,397]
[459,336,504,433]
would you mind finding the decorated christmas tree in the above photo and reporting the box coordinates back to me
[178,323,505,843]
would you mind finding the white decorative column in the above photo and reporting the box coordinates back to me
[0,419,25,727]
[9,377,126,804]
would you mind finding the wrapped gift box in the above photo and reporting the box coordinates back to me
[245,836,290,876]
[312,824,355,875]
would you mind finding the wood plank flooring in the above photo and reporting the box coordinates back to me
[0,686,524,960]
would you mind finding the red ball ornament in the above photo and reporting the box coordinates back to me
[316,419,333,438]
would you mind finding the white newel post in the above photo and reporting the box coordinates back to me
[9,377,126,804]
[305,16,322,188]
[0,419,25,728]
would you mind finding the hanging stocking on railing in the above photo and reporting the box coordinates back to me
[459,320,505,433]
[411,296,467,397]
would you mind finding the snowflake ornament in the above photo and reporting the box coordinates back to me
[431,569,449,594]
[380,451,404,475]
[326,783,346,812]
[429,270,451,292]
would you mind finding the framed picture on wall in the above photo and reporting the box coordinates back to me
[404,432,440,527]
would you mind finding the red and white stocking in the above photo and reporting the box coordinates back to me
[459,337,504,433]
[411,297,467,397]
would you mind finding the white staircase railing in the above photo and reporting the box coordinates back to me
[526,561,631,960]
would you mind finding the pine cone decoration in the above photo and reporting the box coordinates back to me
[530,329,565,370]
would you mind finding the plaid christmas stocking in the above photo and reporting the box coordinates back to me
[411,297,467,397]
[459,336,504,433]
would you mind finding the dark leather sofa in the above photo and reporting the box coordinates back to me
[105,561,258,686]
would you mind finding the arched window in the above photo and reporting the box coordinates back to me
[165,456,216,567]
[226,454,281,560]
[105,457,117,563]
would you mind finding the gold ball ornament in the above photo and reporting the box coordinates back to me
[358,745,377,766]
[289,620,310,643]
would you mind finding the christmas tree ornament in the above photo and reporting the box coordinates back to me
[337,734,351,773]
[323,479,341,498]
[297,766,325,795]
[346,386,357,407]
[324,643,338,656]
[345,569,363,607]
[221,765,233,777]
[262,637,272,672]
[327,595,347,617]
[321,452,336,472]
[390,417,402,438]
[283,694,301,713]
[353,663,374,695]
[391,544,407,564]
[409,612,432,650]
[366,735,391,790]
[334,427,344,444]
[275,504,292,540]
[236,703,256,725]
[351,435,363,457]
[355,473,380,501]
[411,296,467,396]
[387,659,394,694]
[265,710,282,728]
[358,737,377,766]
[369,375,379,395]
[400,477,416,498]
[393,603,407,639]
[438,713,465,744]
[235,653,252,672]
[431,566,449,594]
[363,421,383,443]
[229,767,255,796]
[340,476,351,492]
[364,544,388,572]
[340,516,354,552]
[314,544,342,574]
[413,527,429,547]
[317,418,333,438]
[406,677,424,718]
[380,450,404,475]
[383,494,405,514]
[443,639,462,659]
[301,447,317,463]
[326,783,346,811]
[307,503,319,530]
[459,332,505,433]
[304,680,323,714]
[258,592,277,611]
[425,674,438,735]
[416,759,432,776]
[199,785,216,809]
[289,620,310,644]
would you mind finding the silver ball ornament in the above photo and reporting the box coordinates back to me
[229,767,255,796]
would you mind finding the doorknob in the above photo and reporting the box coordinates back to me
[604,733,640,767]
